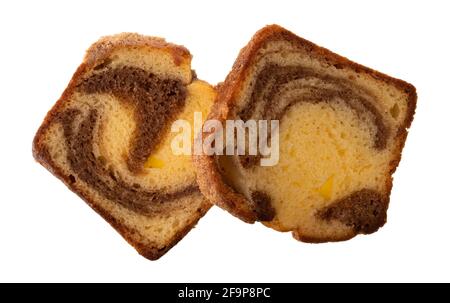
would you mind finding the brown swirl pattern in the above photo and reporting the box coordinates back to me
[56,66,199,215]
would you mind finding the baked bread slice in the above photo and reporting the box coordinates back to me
[33,33,215,259]
[194,25,416,242]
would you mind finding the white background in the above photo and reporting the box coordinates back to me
[1,0,449,282]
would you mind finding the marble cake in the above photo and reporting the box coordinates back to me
[33,33,215,259]
[194,25,416,242]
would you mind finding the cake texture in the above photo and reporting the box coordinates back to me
[194,25,416,242]
[33,33,215,259]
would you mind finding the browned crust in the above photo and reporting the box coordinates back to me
[83,33,191,66]
[293,231,355,243]
[193,24,417,241]
[33,33,210,260]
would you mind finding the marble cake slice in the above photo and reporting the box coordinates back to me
[33,33,216,259]
[194,25,416,242]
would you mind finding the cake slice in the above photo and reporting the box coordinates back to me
[33,33,216,259]
[194,25,416,242]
